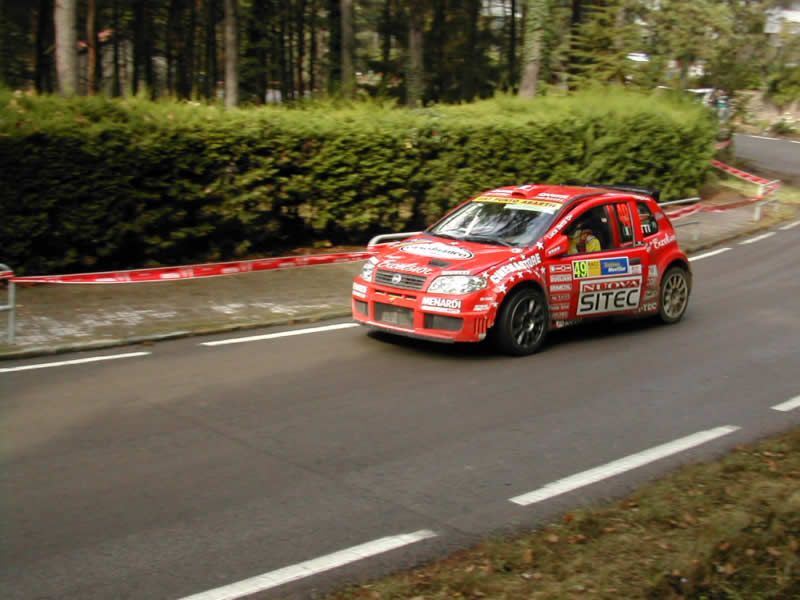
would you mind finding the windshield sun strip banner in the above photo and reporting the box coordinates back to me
[474,196,561,213]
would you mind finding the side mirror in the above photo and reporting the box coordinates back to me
[544,234,569,258]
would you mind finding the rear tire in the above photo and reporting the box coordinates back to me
[491,287,549,356]
[658,266,690,324]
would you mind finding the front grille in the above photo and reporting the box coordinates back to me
[375,269,427,291]
[353,300,368,315]
[374,302,414,328]
[424,314,463,332]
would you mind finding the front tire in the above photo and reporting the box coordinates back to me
[491,287,549,356]
[658,266,690,324]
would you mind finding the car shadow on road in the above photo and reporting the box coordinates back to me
[365,316,665,359]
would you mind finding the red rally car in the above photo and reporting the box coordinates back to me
[351,184,692,355]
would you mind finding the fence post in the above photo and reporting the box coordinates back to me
[0,263,15,344]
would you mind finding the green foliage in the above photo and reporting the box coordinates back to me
[0,89,716,274]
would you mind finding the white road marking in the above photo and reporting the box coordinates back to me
[177,529,437,600]
[780,220,800,231]
[201,322,360,346]
[739,232,776,245]
[0,351,151,373]
[509,426,740,506]
[771,395,800,412]
[689,247,731,262]
[740,134,800,145]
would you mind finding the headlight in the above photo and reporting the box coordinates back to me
[360,261,375,282]
[428,275,487,295]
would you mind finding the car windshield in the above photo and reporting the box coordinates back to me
[427,197,560,247]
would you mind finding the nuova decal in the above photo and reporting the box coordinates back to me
[488,254,542,284]
[378,260,434,275]
[422,296,462,314]
[577,277,642,315]
[401,241,474,260]
[550,274,572,283]
[550,283,572,292]
[551,293,571,302]
[352,282,368,297]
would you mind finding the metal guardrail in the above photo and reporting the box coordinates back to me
[659,196,701,207]
[0,263,16,344]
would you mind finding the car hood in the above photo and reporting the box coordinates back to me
[373,235,518,278]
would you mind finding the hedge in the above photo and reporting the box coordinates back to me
[0,89,717,274]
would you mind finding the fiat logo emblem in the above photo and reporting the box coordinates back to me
[391,273,403,284]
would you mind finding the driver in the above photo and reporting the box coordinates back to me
[568,217,601,254]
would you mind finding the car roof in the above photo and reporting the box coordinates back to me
[479,184,656,207]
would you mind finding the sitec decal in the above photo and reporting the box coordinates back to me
[577,277,642,315]
[401,242,474,260]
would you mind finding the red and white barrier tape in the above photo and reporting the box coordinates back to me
[0,270,13,280]
[11,250,373,285]
[665,160,781,221]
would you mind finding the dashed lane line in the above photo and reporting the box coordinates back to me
[689,247,732,262]
[0,351,152,373]
[739,232,776,245]
[177,529,437,600]
[780,220,800,231]
[509,426,740,506]
[771,395,800,412]
[200,322,360,347]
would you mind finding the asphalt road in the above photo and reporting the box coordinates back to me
[2,222,800,600]
[734,133,800,182]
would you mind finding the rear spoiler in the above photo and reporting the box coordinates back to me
[562,182,661,202]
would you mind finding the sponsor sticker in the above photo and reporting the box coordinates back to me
[489,254,542,284]
[379,260,434,275]
[550,264,573,273]
[551,293,571,302]
[422,296,462,313]
[475,196,561,213]
[638,301,658,313]
[577,277,642,315]
[401,242,473,260]
[631,264,642,275]
[550,273,572,283]
[550,283,572,292]
[352,282,368,297]
[544,214,574,240]
[551,311,569,319]
[474,304,491,312]
[441,270,471,275]
[572,257,630,279]
[535,192,570,201]
[646,233,676,251]
[550,303,570,311]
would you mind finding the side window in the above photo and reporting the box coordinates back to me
[637,202,660,237]
[614,203,634,245]
[565,205,614,255]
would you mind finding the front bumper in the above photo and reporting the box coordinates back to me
[351,280,492,343]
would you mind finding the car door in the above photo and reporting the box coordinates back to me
[545,199,650,321]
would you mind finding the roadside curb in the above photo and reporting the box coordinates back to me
[0,308,353,361]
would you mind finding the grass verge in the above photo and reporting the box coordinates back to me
[329,427,800,599]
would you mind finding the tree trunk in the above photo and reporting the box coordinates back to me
[296,0,306,98]
[223,0,238,107]
[86,0,97,94]
[463,0,480,100]
[519,0,548,98]
[508,0,517,91]
[36,0,55,93]
[112,0,121,95]
[340,0,354,98]
[430,0,445,101]
[205,0,217,99]
[327,0,341,94]
[250,0,268,103]
[406,1,423,107]
[309,0,318,94]
[183,0,197,97]
[167,0,179,94]
[54,0,77,95]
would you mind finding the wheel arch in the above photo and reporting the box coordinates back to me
[488,278,548,329]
